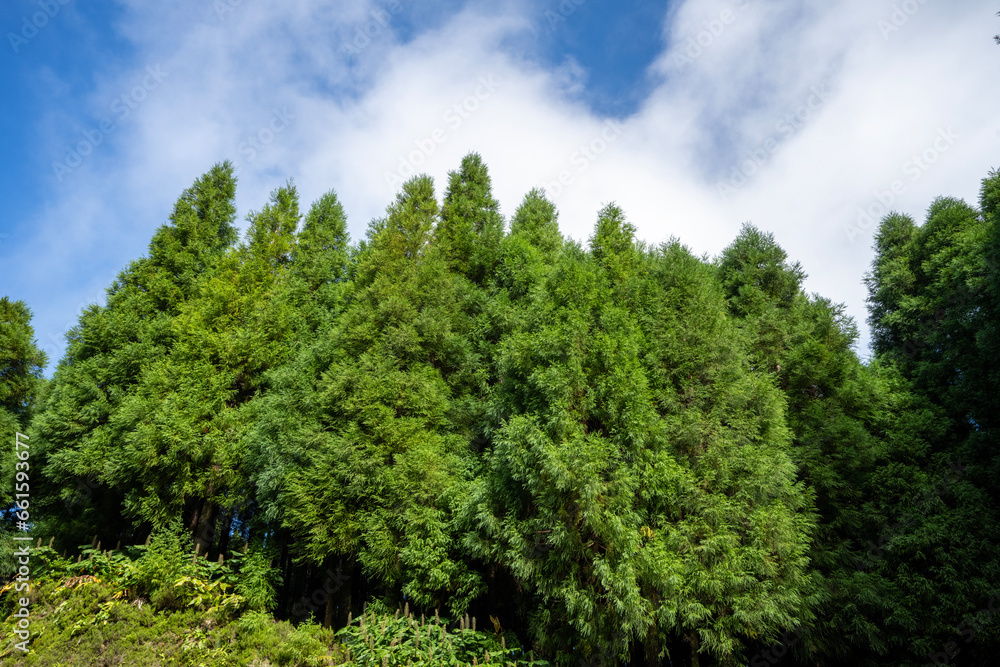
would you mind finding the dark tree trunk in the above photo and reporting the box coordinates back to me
[218,511,233,557]
[327,557,353,628]
[276,538,291,616]
[190,497,217,558]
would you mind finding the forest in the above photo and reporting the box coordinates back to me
[1,153,998,666]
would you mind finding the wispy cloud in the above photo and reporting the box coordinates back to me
[4,0,999,373]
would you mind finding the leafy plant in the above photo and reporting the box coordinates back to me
[235,549,282,612]
[335,604,547,666]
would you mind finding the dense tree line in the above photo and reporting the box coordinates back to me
[2,154,999,666]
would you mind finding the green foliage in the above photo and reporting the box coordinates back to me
[268,172,482,617]
[336,603,542,666]
[465,215,814,664]
[234,551,281,612]
[437,152,504,285]
[0,297,47,424]
[857,172,1000,665]
[0,573,341,666]
[132,522,192,608]
[0,298,47,578]
[13,154,1000,665]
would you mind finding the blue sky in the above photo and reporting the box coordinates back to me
[2,0,999,375]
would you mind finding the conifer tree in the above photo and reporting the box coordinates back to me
[0,298,47,544]
[30,163,239,550]
[861,178,1000,664]
[0,298,47,430]
[0,296,47,580]
[104,182,301,551]
[436,152,504,286]
[273,175,481,617]
[466,206,815,666]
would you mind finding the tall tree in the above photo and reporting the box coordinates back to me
[30,162,239,550]
[466,206,815,666]
[436,152,504,286]
[0,298,47,577]
[965,170,1000,497]
[272,175,481,618]
[857,181,1000,664]
[0,298,47,428]
[104,182,301,550]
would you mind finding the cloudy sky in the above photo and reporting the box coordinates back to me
[1,0,998,375]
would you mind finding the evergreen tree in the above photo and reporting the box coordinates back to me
[272,175,481,618]
[105,182,301,552]
[241,188,353,623]
[466,206,815,666]
[30,163,239,551]
[716,223,1000,665]
[0,297,47,429]
[436,152,504,286]
[864,197,986,430]
[13,155,1000,666]
[0,298,47,577]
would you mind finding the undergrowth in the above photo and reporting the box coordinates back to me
[0,529,540,665]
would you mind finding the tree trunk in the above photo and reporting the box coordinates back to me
[276,538,291,617]
[191,497,217,558]
[218,511,233,557]
[333,557,353,628]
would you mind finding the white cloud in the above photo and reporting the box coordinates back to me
[10,0,1000,371]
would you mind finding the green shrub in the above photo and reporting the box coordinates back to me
[133,521,191,609]
[335,604,545,666]
[235,550,282,612]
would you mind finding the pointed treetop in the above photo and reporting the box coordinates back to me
[981,168,1000,222]
[442,153,499,227]
[588,203,635,263]
[510,188,561,258]
[154,161,239,261]
[368,174,439,263]
[293,190,350,289]
[110,162,240,311]
[245,181,301,266]
[438,152,504,280]
[716,223,806,314]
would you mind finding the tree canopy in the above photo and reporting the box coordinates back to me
[4,154,1000,666]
